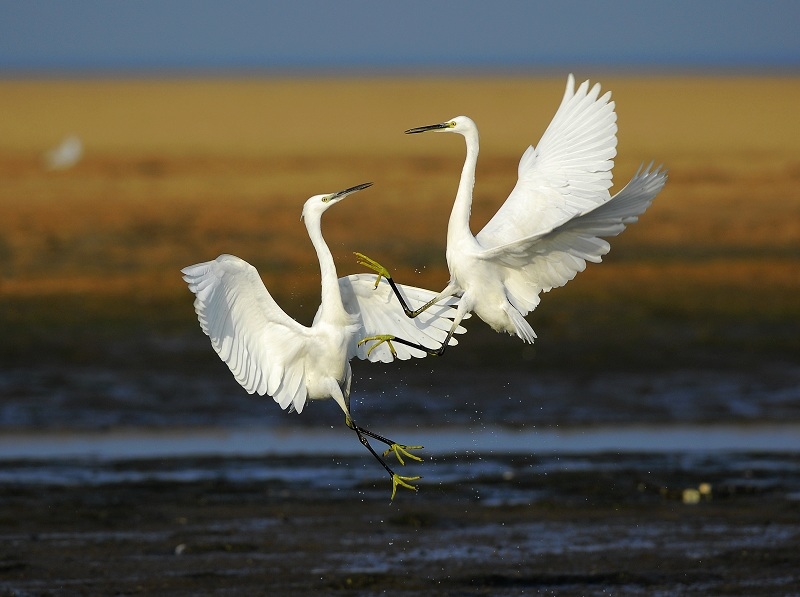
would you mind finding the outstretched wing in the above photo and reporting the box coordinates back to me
[482,164,667,315]
[338,274,468,363]
[182,254,312,413]
[476,74,618,249]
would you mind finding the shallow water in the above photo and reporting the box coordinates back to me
[2,363,799,493]
[2,426,800,497]
[2,362,799,432]
[2,422,800,463]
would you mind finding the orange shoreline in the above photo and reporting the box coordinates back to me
[0,76,798,313]
[1,76,798,155]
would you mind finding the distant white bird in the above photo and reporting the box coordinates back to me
[43,134,83,171]
[182,183,466,498]
[357,74,667,354]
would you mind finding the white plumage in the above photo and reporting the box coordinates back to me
[182,182,465,497]
[477,74,618,246]
[182,184,464,415]
[43,134,83,171]
[359,74,667,350]
[182,260,464,414]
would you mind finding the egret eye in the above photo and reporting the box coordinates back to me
[321,196,330,203]
[449,121,457,128]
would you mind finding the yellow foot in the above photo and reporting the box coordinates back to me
[354,252,392,289]
[383,443,424,466]
[391,473,421,500]
[358,334,397,359]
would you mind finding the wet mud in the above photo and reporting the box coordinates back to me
[1,452,799,595]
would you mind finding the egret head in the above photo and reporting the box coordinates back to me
[405,115,476,136]
[301,182,373,220]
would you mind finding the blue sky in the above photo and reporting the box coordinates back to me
[1,0,798,73]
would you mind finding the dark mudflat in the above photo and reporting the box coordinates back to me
[1,452,799,596]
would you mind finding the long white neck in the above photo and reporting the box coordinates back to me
[447,127,479,247]
[305,214,347,323]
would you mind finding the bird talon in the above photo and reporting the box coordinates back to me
[354,252,392,289]
[391,474,421,500]
[383,443,424,465]
[358,334,398,358]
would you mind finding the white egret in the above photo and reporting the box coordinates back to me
[182,183,466,499]
[357,74,667,354]
[43,134,83,171]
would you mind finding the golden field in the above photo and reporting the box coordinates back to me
[0,75,798,368]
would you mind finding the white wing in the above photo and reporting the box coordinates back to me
[182,254,312,413]
[483,164,667,315]
[337,274,468,363]
[476,74,618,249]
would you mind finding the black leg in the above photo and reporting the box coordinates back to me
[385,277,442,319]
[359,318,460,359]
[346,417,423,499]
[385,327,459,357]
[351,424,396,477]
[354,251,444,319]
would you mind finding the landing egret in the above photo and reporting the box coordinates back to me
[182,183,466,498]
[358,74,666,354]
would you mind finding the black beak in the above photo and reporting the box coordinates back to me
[331,182,373,199]
[405,122,450,134]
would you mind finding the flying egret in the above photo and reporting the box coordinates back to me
[357,74,667,354]
[182,183,466,499]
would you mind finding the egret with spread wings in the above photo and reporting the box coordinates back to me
[358,75,667,354]
[182,183,466,498]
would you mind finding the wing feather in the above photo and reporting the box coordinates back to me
[182,254,311,412]
[337,274,468,363]
[483,164,667,314]
[477,74,618,249]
